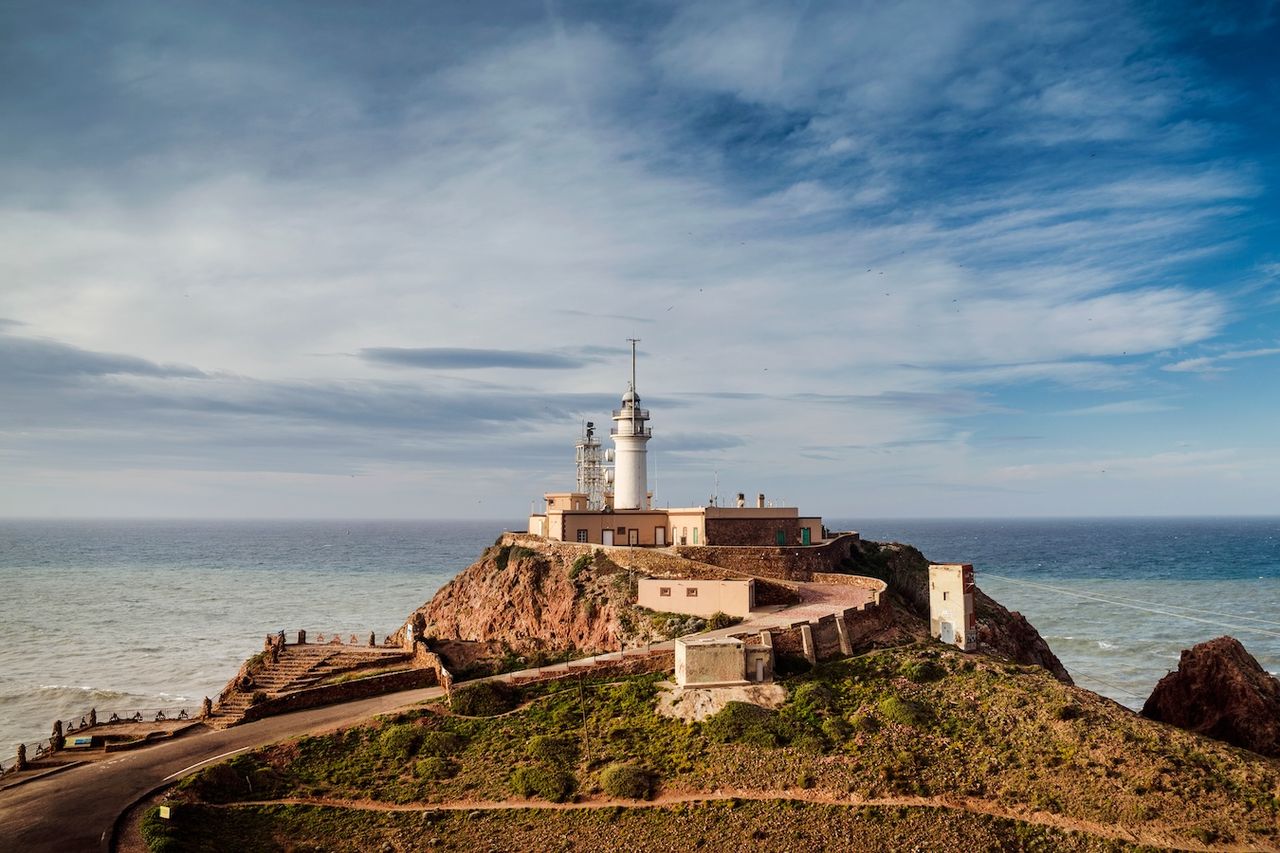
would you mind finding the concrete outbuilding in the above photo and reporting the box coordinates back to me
[674,635,774,687]
[929,563,977,651]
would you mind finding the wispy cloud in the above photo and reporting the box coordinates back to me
[359,348,584,370]
[1162,347,1280,374]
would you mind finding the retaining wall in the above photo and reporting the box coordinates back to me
[673,533,861,581]
[238,667,439,725]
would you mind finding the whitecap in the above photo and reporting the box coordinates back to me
[1097,641,1116,650]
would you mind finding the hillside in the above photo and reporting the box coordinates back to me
[150,643,1280,851]
[406,534,1071,682]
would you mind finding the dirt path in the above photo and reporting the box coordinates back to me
[219,788,1267,852]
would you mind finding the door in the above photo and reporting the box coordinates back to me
[628,529,639,546]
[940,621,954,645]
[602,529,614,546]
[655,527,666,546]
[755,658,764,682]
[801,528,811,545]
[775,530,786,545]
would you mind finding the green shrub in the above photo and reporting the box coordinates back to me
[704,702,783,746]
[526,734,578,767]
[852,712,880,733]
[599,763,654,800]
[494,544,513,571]
[797,770,815,789]
[789,681,837,719]
[704,611,740,631]
[1054,703,1083,721]
[878,696,929,727]
[901,659,945,683]
[249,690,268,706]
[180,755,284,803]
[418,730,463,756]
[450,681,521,716]
[821,716,852,743]
[569,553,592,580]
[140,805,179,853]
[414,756,454,780]
[510,765,578,802]
[377,723,422,761]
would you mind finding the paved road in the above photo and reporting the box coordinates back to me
[0,684,445,853]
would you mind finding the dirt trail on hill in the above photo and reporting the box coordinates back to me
[224,788,1262,852]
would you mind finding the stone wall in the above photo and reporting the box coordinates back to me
[705,517,801,547]
[812,614,844,659]
[674,533,860,581]
[507,650,674,687]
[238,667,439,725]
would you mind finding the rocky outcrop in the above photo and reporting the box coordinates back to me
[844,538,1073,684]
[1141,636,1280,758]
[407,538,686,672]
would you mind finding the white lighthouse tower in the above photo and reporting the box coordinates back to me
[611,339,651,510]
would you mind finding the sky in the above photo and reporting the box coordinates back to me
[2,0,1279,519]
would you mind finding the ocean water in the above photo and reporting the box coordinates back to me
[1,517,1277,753]
[0,520,511,753]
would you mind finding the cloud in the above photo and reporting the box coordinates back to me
[359,347,583,370]
[1056,400,1180,416]
[0,331,206,384]
[1162,347,1280,374]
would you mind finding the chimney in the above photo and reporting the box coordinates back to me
[736,493,745,508]
[757,493,765,508]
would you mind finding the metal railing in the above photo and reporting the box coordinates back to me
[0,704,198,778]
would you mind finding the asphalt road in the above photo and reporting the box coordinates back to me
[0,684,445,853]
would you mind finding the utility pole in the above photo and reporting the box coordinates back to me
[577,673,592,765]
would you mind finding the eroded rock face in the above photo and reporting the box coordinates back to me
[863,539,1073,684]
[1141,636,1280,758]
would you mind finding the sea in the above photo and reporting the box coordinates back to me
[1,517,1277,753]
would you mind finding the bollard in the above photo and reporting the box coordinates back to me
[50,720,63,753]
[89,708,97,727]
[15,743,27,772]
[298,628,306,645]
[201,697,213,719]
[369,631,376,647]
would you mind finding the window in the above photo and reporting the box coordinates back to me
[686,588,698,597]
[775,530,786,545]
[616,526,626,535]
[576,530,588,543]
[942,591,949,601]
[692,528,699,544]
[659,587,671,597]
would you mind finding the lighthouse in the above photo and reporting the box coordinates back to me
[611,339,651,510]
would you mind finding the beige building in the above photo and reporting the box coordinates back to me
[675,635,775,687]
[929,563,977,651]
[529,491,825,549]
[636,578,755,618]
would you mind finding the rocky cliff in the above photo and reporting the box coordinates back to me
[1141,635,1280,758]
[408,534,1073,683]
[841,538,1073,683]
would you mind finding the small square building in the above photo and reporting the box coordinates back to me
[675,636,775,687]
[929,563,977,651]
[636,577,755,618]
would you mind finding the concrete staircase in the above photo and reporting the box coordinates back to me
[209,645,412,727]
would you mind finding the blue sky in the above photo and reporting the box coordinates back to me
[1,0,1278,518]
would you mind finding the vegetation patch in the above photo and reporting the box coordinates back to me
[510,765,578,802]
[599,762,654,800]
[449,680,520,716]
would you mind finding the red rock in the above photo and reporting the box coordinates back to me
[1141,636,1280,758]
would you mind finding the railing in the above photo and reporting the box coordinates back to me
[610,426,652,436]
[611,408,649,420]
[0,704,198,778]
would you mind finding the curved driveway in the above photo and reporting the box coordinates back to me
[0,684,445,853]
